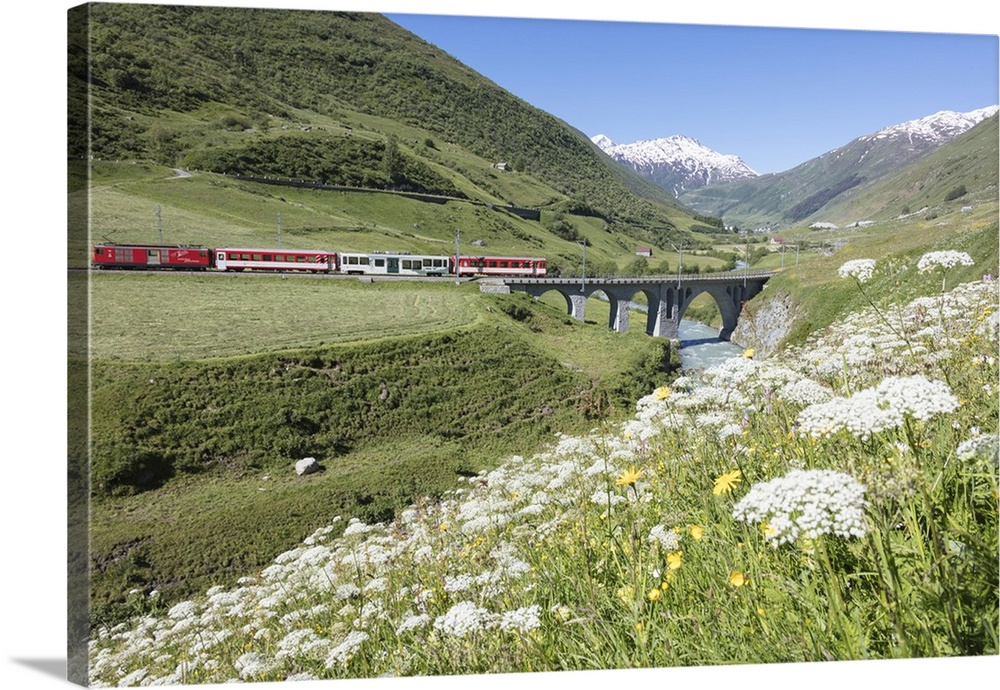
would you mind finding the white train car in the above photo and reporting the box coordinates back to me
[338,251,451,277]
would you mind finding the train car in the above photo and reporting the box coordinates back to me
[214,248,337,273]
[454,255,547,278]
[92,244,212,270]
[339,251,451,277]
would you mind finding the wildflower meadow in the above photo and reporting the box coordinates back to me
[88,255,999,685]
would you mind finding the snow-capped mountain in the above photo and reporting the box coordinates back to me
[861,106,998,148]
[592,133,758,197]
[677,104,999,229]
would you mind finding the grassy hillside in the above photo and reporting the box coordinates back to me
[804,113,999,226]
[75,159,733,278]
[87,274,677,626]
[733,208,998,356]
[71,3,708,242]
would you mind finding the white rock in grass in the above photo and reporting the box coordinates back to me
[295,457,320,476]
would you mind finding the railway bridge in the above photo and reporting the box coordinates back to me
[502,271,775,340]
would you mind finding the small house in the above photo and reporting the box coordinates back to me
[635,247,653,257]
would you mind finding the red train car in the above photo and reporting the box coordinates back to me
[214,248,337,273]
[92,244,212,270]
[454,255,547,278]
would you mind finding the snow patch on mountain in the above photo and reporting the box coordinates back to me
[592,133,758,196]
[861,106,998,146]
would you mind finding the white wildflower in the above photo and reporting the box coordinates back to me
[395,613,431,635]
[234,652,277,680]
[838,259,877,283]
[732,469,868,546]
[334,583,361,600]
[443,574,476,593]
[875,375,960,421]
[324,631,369,668]
[917,250,974,272]
[956,433,999,464]
[433,601,497,637]
[648,524,681,551]
[797,375,958,440]
[498,605,542,633]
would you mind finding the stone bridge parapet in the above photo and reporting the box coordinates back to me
[503,271,774,340]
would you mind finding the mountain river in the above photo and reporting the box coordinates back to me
[676,318,746,371]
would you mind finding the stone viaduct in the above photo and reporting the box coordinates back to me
[502,271,774,340]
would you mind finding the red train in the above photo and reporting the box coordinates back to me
[91,243,547,278]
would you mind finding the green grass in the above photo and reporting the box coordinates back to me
[91,273,483,360]
[88,275,677,626]
[86,270,999,681]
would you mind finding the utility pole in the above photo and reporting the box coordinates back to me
[579,240,586,292]
[744,238,750,287]
[277,213,281,248]
[669,241,685,288]
[156,205,163,244]
[455,229,461,285]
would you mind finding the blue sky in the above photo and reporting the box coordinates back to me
[386,11,998,174]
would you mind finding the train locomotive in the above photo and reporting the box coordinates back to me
[91,243,547,278]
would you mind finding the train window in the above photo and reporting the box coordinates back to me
[253,254,262,261]
[241,254,250,261]
[263,255,272,262]
[374,259,384,267]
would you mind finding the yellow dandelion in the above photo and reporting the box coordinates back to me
[757,607,766,616]
[712,468,743,495]
[689,524,704,541]
[743,347,755,359]
[654,386,671,400]
[438,522,449,532]
[635,622,643,632]
[660,580,670,591]
[647,588,661,602]
[729,571,747,587]
[616,465,643,486]
[666,551,683,570]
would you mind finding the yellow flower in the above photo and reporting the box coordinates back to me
[713,469,742,495]
[760,523,776,538]
[616,466,643,486]
[666,551,683,570]
[653,386,671,400]
[729,571,747,587]
[438,523,449,532]
[689,525,704,541]
[647,588,661,602]
[743,347,754,359]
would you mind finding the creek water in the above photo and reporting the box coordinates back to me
[595,295,745,371]
[676,318,745,371]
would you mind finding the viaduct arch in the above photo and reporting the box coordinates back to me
[503,272,774,341]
